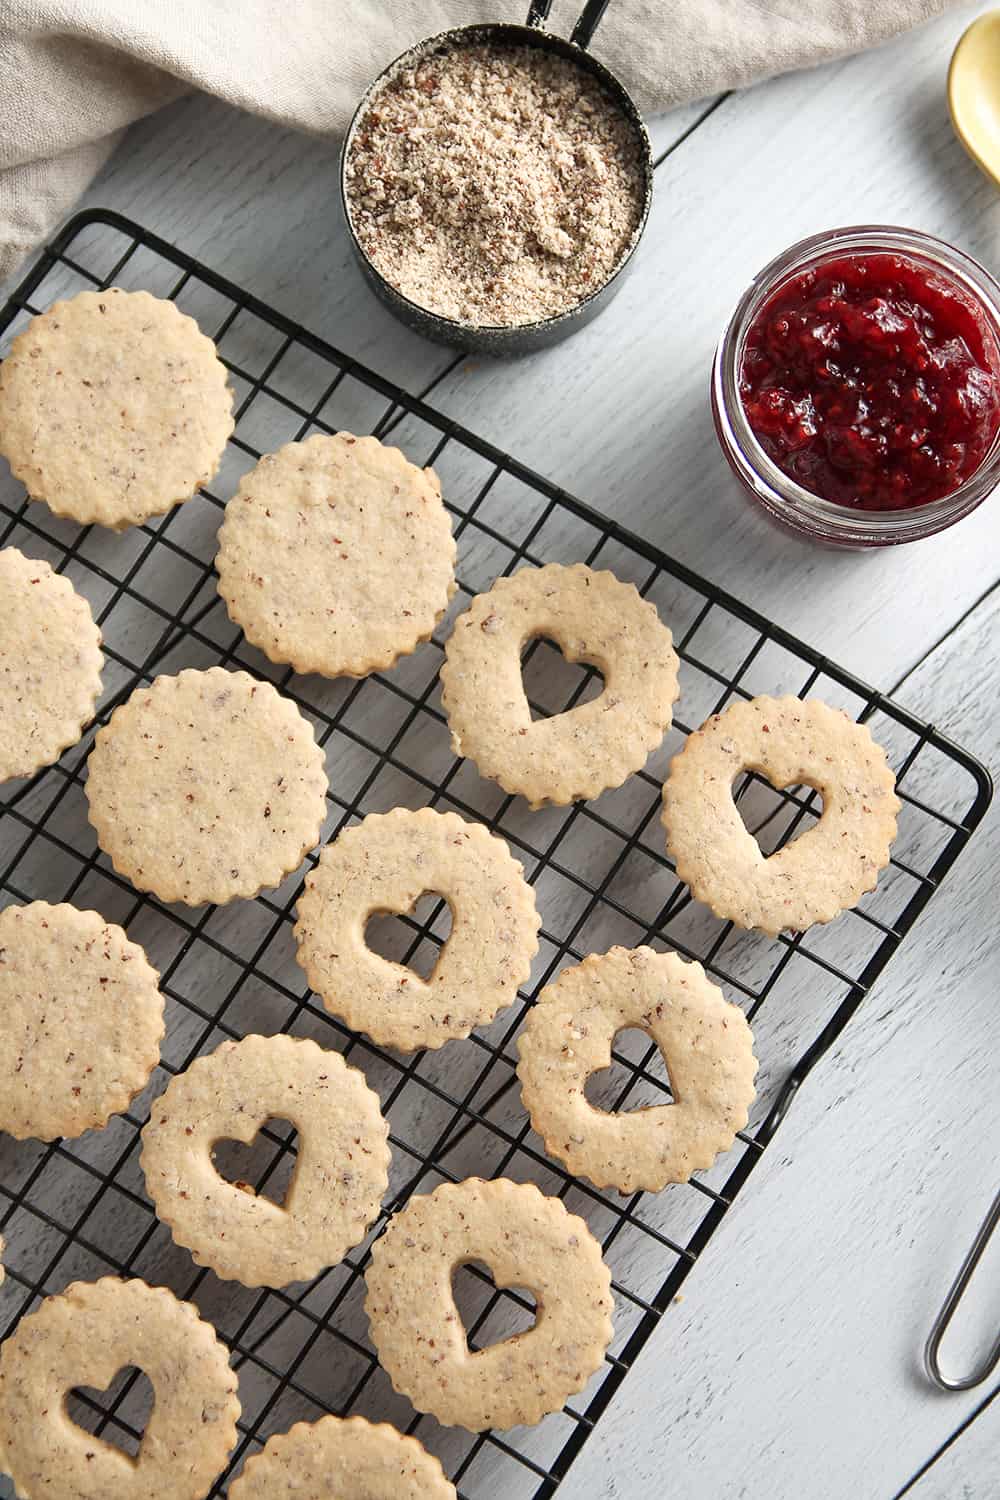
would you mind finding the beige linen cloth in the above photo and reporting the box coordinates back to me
[0,0,954,281]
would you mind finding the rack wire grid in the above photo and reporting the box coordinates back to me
[0,208,993,1500]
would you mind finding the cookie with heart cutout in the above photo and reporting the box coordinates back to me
[365,1177,614,1430]
[440,563,679,809]
[661,695,900,935]
[140,1034,390,1287]
[0,1276,239,1500]
[517,945,758,1193]
[293,807,540,1051]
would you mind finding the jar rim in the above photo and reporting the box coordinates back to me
[713,224,1000,545]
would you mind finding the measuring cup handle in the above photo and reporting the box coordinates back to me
[525,0,553,27]
[525,0,612,49]
[570,0,612,47]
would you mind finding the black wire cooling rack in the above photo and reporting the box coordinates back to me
[0,209,993,1500]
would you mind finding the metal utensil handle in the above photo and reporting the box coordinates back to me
[924,1186,1000,1391]
[526,0,613,50]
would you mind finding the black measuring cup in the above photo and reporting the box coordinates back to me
[339,0,654,355]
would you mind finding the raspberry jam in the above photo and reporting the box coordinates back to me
[739,252,1000,511]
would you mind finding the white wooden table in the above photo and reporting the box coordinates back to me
[2,3,998,1496]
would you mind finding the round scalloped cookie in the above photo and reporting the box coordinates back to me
[227,1416,456,1500]
[216,432,456,678]
[0,288,233,529]
[0,547,102,783]
[0,901,165,1141]
[85,666,328,906]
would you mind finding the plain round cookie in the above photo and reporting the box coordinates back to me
[0,288,233,529]
[141,1034,390,1287]
[85,667,328,906]
[228,1416,456,1500]
[0,902,165,1140]
[517,946,757,1193]
[440,564,679,808]
[216,432,456,678]
[0,547,102,782]
[294,808,540,1051]
[0,1277,239,1500]
[365,1177,614,1430]
[661,696,900,935]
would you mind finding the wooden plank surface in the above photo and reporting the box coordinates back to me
[1,3,999,1497]
[900,1386,998,1498]
[559,577,1000,1500]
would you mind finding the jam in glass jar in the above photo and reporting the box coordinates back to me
[712,227,1000,546]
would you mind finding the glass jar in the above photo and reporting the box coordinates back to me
[712,225,1000,547]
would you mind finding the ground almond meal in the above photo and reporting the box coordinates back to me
[345,41,645,327]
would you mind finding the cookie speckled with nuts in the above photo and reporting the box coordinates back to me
[0,901,165,1141]
[661,696,900,935]
[216,432,456,678]
[0,546,102,783]
[365,1177,614,1431]
[440,563,679,808]
[0,1276,239,1500]
[294,808,540,1051]
[227,1416,456,1500]
[141,1034,390,1287]
[518,946,757,1193]
[85,667,328,906]
[0,288,233,529]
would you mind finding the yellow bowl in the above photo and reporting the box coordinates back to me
[949,9,1000,189]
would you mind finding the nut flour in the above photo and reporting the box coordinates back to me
[345,41,645,327]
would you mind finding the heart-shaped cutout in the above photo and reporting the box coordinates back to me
[521,635,605,722]
[66,1366,154,1459]
[451,1260,537,1353]
[211,1116,298,1208]
[734,771,824,857]
[584,1026,675,1114]
[365,891,453,981]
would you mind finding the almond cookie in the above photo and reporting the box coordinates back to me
[140,1034,390,1287]
[0,547,102,783]
[0,288,233,529]
[518,946,757,1193]
[85,666,328,906]
[228,1416,456,1500]
[661,696,900,936]
[0,902,165,1141]
[365,1177,614,1430]
[294,808,540,1052]
[440,563,679,809]
[0,1276,239,1500]
[216,432,456,678]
